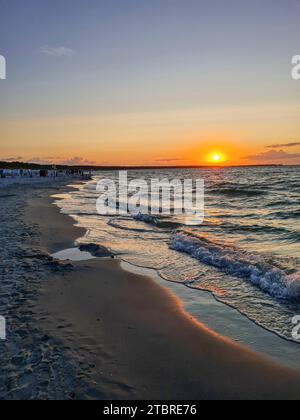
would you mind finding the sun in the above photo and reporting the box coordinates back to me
[212,154,221,162]
[207,151,227,164]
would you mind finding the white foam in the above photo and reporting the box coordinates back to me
[171,232,300,301]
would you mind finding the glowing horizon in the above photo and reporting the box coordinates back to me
[1,1,300,166]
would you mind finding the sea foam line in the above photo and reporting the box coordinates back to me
[170,231,300,301]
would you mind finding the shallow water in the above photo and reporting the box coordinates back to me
[54,167,300,343]
[52,248,95,262]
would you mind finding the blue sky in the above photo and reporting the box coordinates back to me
[0,0,300,165]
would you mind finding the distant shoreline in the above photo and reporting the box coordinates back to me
[1,160,296,171]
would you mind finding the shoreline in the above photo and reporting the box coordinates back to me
[121,260,300,373]
[21,182,300,399]
[51,181,300,373]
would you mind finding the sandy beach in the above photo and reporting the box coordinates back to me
[0,180,297,399]
[2,0,300,403]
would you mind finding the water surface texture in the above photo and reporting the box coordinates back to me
[55,167,300,342]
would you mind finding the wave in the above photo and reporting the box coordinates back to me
[267,209,300,220]
[266,200,295,208]
[108,218,159,233]
[170,231,300,301]
[133,212,182,229]
[215,221,300,238]
[208,188,266,198]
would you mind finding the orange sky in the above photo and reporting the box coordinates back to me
[1,2,300,167]
[1,103,300,166]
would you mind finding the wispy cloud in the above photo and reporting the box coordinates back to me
[27,157,55,165]
[154,158,189,163]
[27,156,95,166]
[0,156,23,162]
[266,142,300,149]
[60,157,96,166]
[39,46,74,57]
[246,149,300,162]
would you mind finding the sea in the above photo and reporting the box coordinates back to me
[54,166,300,344]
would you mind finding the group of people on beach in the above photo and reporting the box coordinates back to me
[0,168,92,179]
[0,169,58,178]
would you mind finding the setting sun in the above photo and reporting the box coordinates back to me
[207,151,227,164]
[212,154,221,162]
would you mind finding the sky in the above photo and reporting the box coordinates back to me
[0,0,300,166]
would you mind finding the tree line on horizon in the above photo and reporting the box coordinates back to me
[0,160,284,171]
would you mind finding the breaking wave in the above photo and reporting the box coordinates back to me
[55,166,300,343]
[170,231,300,301]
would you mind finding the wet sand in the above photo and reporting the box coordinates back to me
[23,186,300,400]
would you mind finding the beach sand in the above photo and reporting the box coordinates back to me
[0,181,300,399]
[20,183,300,400]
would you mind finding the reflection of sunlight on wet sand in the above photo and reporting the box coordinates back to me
[52,193,72,200]
[52,247,95,261]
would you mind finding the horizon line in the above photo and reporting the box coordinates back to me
[1,160,299,170]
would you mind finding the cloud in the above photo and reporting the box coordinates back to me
[60,157,96,166]
[246,149,300,162]
[0,156,23,162]
[27,157,54,165]
[26,156,95,166]
[39,46,74,57]
[154,158,189,163]
[267,142,300,149]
